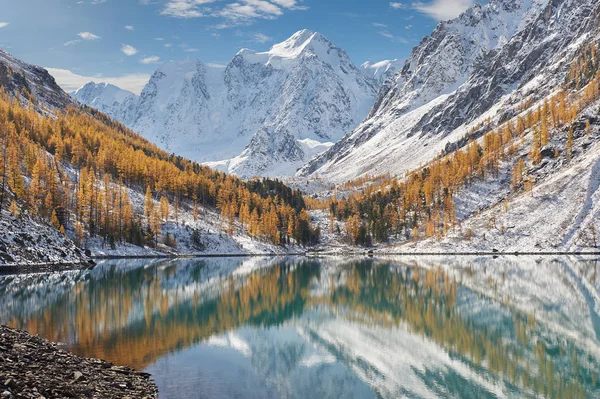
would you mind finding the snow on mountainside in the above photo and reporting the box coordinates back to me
[386,98,600,253]
[72,30,378,178]
[71,82,138,122]
[0,48,299,264]
[360,59,402,84]
[301,0,599,182]
[0,48,72,113]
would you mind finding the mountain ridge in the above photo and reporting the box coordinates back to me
[72,30,378,178]
[0,48,73,113]
[300,0,599,182]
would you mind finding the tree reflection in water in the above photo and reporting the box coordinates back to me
[0,256,599,398]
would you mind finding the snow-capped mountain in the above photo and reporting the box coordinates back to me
[71,82,137,122]
[72,30,378,178]
[0,48,72,113]
[301,0,600,182]
[360,59,402,84]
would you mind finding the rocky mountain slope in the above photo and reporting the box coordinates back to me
[72,30,378,178]
[0,48,72,113]
[301,0,600,182]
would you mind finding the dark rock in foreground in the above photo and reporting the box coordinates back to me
[0,326,158,398]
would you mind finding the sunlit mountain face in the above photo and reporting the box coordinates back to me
[1,256,599,398]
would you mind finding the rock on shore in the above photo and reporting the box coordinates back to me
[0,326,158,398]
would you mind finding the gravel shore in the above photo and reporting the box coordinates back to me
[0,326,158,398]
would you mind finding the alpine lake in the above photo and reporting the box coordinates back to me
[1,256,599,399]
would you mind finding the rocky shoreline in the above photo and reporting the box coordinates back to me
[0,326,158,398]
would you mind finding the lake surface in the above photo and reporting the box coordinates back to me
[1,256,600,398]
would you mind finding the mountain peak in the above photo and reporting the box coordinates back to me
[71,81,136,115]
[267,30,330,59]
[74,81,119,94]
[287,29,321,43]
[73,28,376,178]
[233,30,339,67]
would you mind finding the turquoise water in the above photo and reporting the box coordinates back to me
[1,256,599,398]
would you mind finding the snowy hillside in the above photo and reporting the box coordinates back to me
[72,30,378,178]
[389,103,600,253]
[301,0,600,182]
[0,209,90,267]
[71,82,138,122]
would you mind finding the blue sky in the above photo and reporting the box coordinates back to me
[0,0,480,94]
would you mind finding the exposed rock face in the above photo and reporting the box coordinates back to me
[72,30,379,178]
[301,0,600,182]
[0,48,72,113]
[0,325,158,399]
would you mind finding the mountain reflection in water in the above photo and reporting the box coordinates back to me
[1,256,599,398]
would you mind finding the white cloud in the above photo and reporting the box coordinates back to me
[389,2,407,9]
[184,48,199,52]
[161,0,216,18]
[252,33,272,43]
[0,23,8,28]
[155,37,165,41]
[121,44,138,56]
[207,62,226,68]
[391,0,474,20]
[91,0,107,4]
[270,0,300,7]
[413,0,474,20]
[164,43,173,47]
[64,40,81,46]
[46,68,150,95]
[65,31,101,46]
[161,0,306,26]
[219,1,281,20]
[372,22,387,28]
[125,25,135,31]
[78,31,101,40]
[141,56,160,64]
